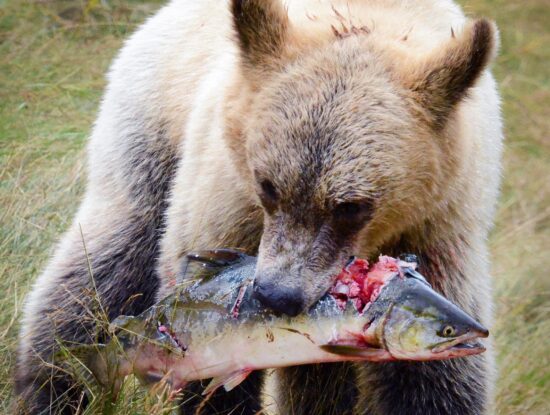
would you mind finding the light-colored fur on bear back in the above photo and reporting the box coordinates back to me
[17,1,502,413]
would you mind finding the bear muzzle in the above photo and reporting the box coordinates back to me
[252,279,304,317]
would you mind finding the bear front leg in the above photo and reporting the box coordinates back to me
[354,356,491,415]
[175,371,264,415]
[271,363,358,415]
[15,208,171,413]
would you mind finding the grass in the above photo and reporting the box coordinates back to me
[0,0,548,414]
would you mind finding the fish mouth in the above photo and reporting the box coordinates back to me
[431,330,489,357]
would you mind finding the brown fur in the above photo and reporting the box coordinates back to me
[227,1,499,413]
[398,19,498,129]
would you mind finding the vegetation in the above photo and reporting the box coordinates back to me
[0,0,548,413]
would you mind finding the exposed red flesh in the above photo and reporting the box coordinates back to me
[330,256,415,312]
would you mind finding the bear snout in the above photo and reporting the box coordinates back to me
[252,279,304,317]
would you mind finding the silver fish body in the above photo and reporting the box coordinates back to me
[80,250,488,394]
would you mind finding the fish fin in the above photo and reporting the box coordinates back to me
[187,249,246,267]
[202,369,253,395]
[55,343,107,367]
[58,343,132,389]
[55,344,115,390]
[222,369,253,392]
[178,250,247,284]
[320,344,393,361]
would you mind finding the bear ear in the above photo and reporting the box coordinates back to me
[231,0,289,70]
[402,19,499,129]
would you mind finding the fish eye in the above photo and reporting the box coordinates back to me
[441,325,457,337]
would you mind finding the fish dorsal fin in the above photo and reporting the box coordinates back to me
[178,249,247,284]
[202,369,253,395]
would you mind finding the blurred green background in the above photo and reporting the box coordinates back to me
[1,0,548,414]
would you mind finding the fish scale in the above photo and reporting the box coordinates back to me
[71,249,489,397]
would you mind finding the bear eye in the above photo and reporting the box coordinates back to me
[333,201,373,224]
[259,179,278,211]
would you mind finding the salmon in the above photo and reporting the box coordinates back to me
[72,250,488,396]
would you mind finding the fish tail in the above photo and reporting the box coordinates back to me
[57,343,114,387]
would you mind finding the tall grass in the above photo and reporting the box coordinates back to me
[467,1,550,413]
[1,0,548,414]
[0,1,165,412]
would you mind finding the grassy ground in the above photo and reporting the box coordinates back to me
[0,0,548,414]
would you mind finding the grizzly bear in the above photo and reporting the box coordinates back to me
[15,0,503,414]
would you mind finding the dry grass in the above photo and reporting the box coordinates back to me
[0,0,164,412]
[463,1,550,413]
[0,0,548,414]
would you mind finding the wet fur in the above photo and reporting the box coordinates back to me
[16,0,502,414]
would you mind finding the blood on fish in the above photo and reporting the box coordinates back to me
[330,256,404,312]
[158,324,187,352]
[230,283,249,318]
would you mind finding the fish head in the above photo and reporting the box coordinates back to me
[379,276,489,360]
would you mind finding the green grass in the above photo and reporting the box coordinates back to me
[1,0,548,414]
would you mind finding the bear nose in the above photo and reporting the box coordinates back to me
[252,281,304,317]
